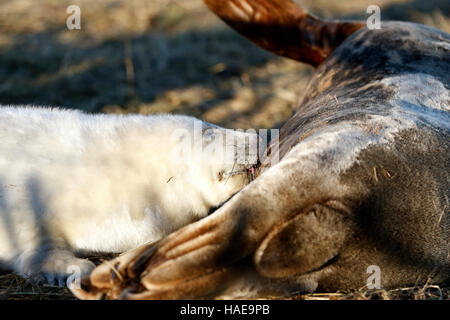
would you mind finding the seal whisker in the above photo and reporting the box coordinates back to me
[224,161,237,185]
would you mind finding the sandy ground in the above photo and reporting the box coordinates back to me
[0,0,449,299]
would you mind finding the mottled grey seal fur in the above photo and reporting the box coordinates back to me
[71,0,449,299]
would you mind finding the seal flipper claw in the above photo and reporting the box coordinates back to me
[70,241,160,300]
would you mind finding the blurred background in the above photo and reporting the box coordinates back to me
[0,0,449,131]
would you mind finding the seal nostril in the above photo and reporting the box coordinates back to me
[247,160,261,181]
[246,165,256,181]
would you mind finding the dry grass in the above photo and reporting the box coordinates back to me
[0,273,74,300]
[1,269,448,300]
[297,286,450,300]
[0,0,449,300]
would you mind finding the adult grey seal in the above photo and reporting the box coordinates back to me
[71,0,449,299]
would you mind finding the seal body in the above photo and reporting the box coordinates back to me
[71,21,449,299]
[0,106,259,285]
[254,21,450,291]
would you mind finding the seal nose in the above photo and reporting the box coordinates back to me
[246,159,261,181]
[247,166,256,182]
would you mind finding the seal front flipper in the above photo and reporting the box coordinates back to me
[203,0,365,66]
[254,201,353,278]
[71,240,161,300]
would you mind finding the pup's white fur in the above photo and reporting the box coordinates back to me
[0,106,259,285]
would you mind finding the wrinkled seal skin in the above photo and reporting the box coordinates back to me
[71,7,449,299]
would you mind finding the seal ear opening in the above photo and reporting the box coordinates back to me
[203,0,365,67]
[254,202,351,278]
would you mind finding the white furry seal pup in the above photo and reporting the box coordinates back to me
[72,0,449,300]
[0,106,260,285]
